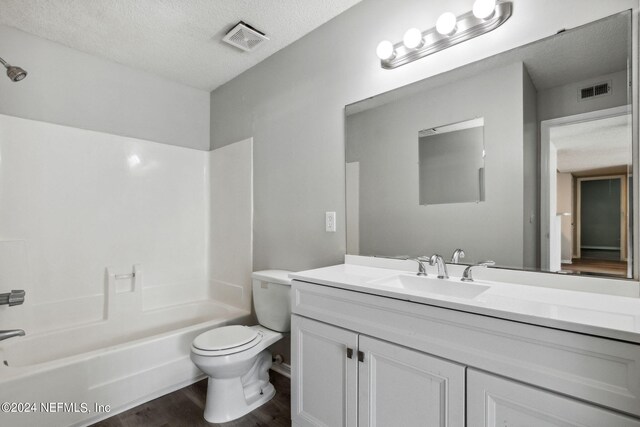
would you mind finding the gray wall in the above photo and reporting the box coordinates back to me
[346,62,526,268]
[209,0,637,272]
[0,24,210,150]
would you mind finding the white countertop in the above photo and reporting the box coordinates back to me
[290,263,640,344]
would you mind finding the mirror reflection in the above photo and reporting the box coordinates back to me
[419,118,485,205]
[345,11,634,279]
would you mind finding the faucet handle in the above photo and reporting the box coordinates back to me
[409,258,429,276]
[461,261,495,282]
[9,290,25,306]
[477,260,495,267]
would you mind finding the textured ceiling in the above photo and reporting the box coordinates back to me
[0,0,362,91]
[553,114,632,173]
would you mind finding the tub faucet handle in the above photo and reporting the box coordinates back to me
[0,290,25,306]
[9,290,25,306]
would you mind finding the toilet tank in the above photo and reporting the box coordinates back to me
[252,270,293,332]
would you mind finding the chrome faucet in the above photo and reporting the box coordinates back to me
[451,249,465,264]
[0,290,25,306]
[430,254,449,279]
[461,261,496,282]
[409,258,428,276]
[0,329,25,342]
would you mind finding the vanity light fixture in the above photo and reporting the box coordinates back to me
[473,0,497,19]
[436,12,458,36]
[377,0,511,69]
[403,28,424,49]
[376,40,396,61]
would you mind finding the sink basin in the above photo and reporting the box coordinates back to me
[367,274,490,299]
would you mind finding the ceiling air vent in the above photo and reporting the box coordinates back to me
[578,81,611,101]
[222,21,269,52]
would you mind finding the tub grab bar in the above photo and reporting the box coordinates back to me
[114,273,136,280]
[0,290,25,306]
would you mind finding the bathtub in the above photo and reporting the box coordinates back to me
[0,299,251,427]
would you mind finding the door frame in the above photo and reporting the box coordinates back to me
[540,105,632,272]
[575,174,627,261]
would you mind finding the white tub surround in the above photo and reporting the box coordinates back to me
[291,259,640,426]
[0,113,211,335]
[209,138,254,311]
[0,113,253,426]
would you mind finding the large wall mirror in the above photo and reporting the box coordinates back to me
[345,11,636,280]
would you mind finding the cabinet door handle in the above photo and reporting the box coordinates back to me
[346,347,353,359]
[358,350,364,362]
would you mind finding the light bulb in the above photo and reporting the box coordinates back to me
[376,40,396,61]
[473,0,497,20]
[436,12,457,36]
[403,28,424,50]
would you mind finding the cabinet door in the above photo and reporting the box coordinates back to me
[358,335,465,427]
[292,315,359,427]
[467,369,640,427]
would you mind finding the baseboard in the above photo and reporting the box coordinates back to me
[271,363,291,378]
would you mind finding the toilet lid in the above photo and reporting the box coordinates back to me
[193,325,259,351]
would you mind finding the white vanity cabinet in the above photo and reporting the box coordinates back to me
[290,278,640,426]
[467,370,640,427]
[291,315,358,427]
[291,315,465,427]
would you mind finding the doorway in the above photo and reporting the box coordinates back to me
[541,106,632,277]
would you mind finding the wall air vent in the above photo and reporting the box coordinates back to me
[578,81,611,101]
[222,21,269,52]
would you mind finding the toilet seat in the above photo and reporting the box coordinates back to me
[192,326,263,356]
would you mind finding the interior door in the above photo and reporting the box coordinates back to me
[577,176,625,260]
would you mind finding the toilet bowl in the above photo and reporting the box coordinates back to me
[190,270,292,423]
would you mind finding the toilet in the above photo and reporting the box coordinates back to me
[190,270,292,423]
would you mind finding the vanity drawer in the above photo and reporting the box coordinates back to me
[292,280,640,417]
[467,369,640,426]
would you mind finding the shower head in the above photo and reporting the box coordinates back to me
[0,56,27,82]
[6,65,27,82]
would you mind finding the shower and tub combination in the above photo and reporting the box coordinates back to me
[0,60,256,426]
[0,54,28,352]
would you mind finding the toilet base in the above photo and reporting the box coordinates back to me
[203,350,276,423]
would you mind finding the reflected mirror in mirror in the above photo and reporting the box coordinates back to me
[419,118,485,205]
[345,10,635,280]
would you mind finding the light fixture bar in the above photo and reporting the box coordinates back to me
[380,1,512,69]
